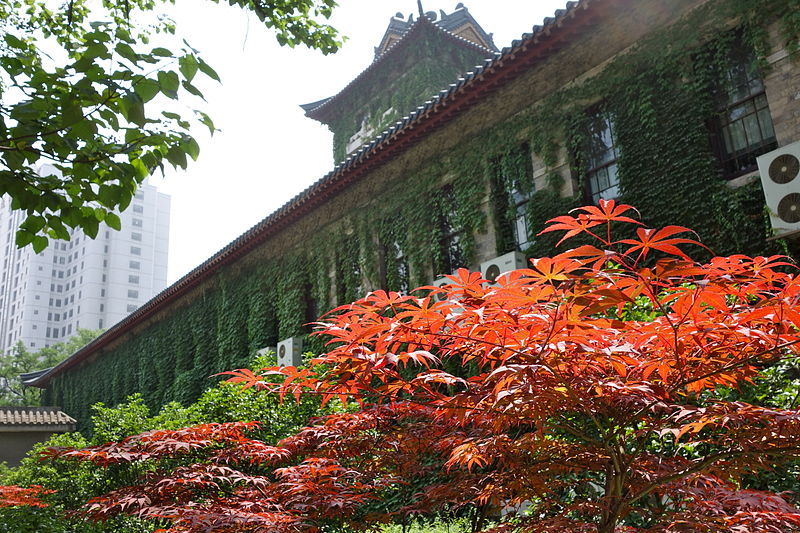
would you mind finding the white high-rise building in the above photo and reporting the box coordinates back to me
[0,179,170,354]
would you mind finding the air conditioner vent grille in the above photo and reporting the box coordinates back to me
[485,264,501,283]
[778,192,800,223]
[769,154,800,184]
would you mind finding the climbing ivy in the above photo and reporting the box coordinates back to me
[44,0,800,427]
[327,25,490,163]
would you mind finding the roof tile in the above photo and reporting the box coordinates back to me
[0,407,76,428]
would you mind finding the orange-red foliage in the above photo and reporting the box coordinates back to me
[48,202,800,532]
[0,484,54,508]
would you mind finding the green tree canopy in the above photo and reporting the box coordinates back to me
[0,0,340,251]
[0,329,102,406]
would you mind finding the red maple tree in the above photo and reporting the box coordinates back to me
[33,201,800,532]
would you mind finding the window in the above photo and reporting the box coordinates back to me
[130,246,141,256]
[132,218,143,227]
[127,304,138,313]
[133,204,144,214]
[335,236,363,304]
[585,109,620,204]
[128,275,139,284]
[493,145,534,252]
[128,289,138,299]
[130,260,140,270]
[131,232,142,242]
[711,38,777,179]
[380,235,410,294]
[435,185,466,274]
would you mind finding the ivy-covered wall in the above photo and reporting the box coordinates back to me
[43,0,800,428]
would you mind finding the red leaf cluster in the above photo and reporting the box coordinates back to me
[48,202,800,532]
[0,484,54,508]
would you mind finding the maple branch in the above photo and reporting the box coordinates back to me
[626,444,800,507]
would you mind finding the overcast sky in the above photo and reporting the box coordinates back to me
[154,0,568,283]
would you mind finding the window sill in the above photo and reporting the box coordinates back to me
[726,170,759,189]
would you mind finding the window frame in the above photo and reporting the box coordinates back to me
[708,37,777,180]
[584,107,621,205]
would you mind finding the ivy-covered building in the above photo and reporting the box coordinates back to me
[29,0,800,428]
[301,6,497,162]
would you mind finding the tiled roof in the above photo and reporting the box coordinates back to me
[301,13,496,121]
[435,5,497,50]
[0,407,76,429]
[29,1,593,389]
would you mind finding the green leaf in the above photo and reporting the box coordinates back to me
[32,236,49,253]
[105,212,122,231]
[119,93,146,127]
[179,54,199,82]
[134,78,160,103]
[152,47,173,57]
[115,43,138,63]
[84,42,109,60]
[181,80,205,100]
[157,71,180,99]
[15,229,34,247]
[197,58,220,82]
[97,185,121,208]
[166,146,187,170]
[132,159,150,180]
[183,137,200,161]
[4,34,26,50]
[195,110,216,135]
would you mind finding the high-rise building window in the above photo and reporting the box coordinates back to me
[131,246,141,256]
[710,37,777,179]
[129,275,139,284]
[132,218,143,227]
[133,204,144,214]
[131,232,142,242]
[130,260,140,270]
[127,289,138,299]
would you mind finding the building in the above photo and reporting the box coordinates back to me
[0,176,170,354]
[301,5,497,162]
[0,406,76,466]
[26,0,800,427]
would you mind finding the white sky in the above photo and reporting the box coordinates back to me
[154,1,568,283]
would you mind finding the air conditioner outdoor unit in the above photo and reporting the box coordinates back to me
[432,276,451,302]
[277,337,303,367]
[481,251,527,285]
[256,346,277,357]
[757,140,800,238]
